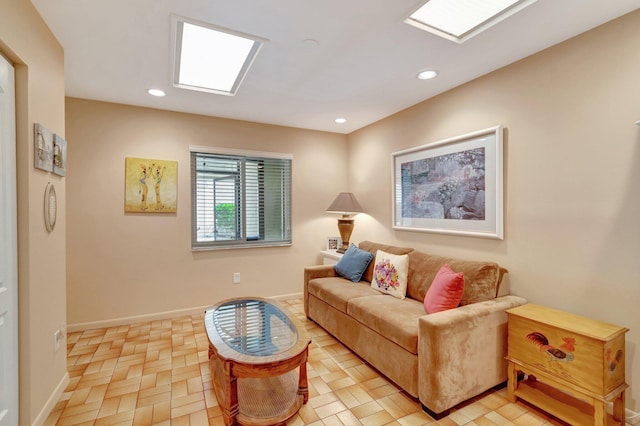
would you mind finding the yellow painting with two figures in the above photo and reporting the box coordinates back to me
[125,157,178,213]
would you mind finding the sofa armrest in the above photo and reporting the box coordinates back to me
[418,295,527,415]
[304,265,338,316]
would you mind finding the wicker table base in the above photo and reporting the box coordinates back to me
[205,298,311,426]
[209,351,308,426]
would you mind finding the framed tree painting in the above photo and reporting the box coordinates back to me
[391,126,504,239]
[124,157,178,213]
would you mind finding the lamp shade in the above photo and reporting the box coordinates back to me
[326,192,364,214]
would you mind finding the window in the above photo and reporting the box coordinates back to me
[191,147,292,250]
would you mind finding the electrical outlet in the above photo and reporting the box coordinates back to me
[233,272,241,284]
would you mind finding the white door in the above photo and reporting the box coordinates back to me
[0,53,18,426]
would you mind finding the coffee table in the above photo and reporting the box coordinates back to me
[204,297,311,426]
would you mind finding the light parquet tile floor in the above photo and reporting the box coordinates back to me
[45,299,568,426]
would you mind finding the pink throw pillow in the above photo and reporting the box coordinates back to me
[424,264,465,314]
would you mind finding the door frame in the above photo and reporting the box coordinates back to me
[0,51,18,426]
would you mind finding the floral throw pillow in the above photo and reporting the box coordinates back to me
[370,250,409,299]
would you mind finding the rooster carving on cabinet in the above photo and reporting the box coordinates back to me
[526,332,576,362]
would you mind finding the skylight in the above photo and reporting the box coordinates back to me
[173,17,265,96]
[405,0,538,43]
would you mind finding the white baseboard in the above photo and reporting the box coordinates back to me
[67,293,304,332]
[270,292,303,301]
[67,305,211,333]
[627,408,640,425]
[32,372,69,426]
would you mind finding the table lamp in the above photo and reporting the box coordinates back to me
[326,192,364,253]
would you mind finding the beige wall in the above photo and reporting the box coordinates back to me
[349,10,640,411]
[65,98,347,325]
[0,0,67,424]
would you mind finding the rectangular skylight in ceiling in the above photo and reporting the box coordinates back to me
[173,17,265,96]
[405,0,538,43]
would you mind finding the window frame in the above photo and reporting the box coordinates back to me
[190,145,292,250]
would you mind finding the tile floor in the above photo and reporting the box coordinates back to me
[44,298,568,425]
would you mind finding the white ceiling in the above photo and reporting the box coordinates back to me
[31,0,640,134]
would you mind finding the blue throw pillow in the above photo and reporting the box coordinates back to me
[334,243,374,282]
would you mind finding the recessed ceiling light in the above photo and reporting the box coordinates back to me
[406,0,538,43]
[417,70,439,80]
[172,16,266,96]
[147,89,166,97]
[335,118,347,124]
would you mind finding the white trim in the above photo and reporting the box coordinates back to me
[67,305,211,333]
[67,293,304,332]
[269,292,303,302]
[31,372,69,426]
[189,144,293,160]
[0,53,18,426]
[626,408,640,425]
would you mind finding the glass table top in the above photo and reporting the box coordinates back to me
[208,298,299,357]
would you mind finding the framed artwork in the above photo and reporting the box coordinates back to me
[391,126,503,239]
[34,123,54,171]
[124,157,178,213]
[326,236,341,251]
[53,134,67,176]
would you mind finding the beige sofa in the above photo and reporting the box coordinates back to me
[304,241,527,418]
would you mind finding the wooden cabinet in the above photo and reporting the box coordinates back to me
[506,304,628,426]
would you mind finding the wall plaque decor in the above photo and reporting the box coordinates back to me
[34,123,54,171]
[44,182,57,232]
[391,126,503,239]
[53,134,67,176]
[124,157,178,213]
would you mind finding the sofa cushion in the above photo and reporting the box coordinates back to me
[407,251,500,305]
[334,243,375,282]
[370,250,409,299]
[358,241,414,283]
[424,264,465,313]
[307,277,382,313]
[347,295,424,354]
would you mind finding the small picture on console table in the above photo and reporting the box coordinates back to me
[326,236,341,251]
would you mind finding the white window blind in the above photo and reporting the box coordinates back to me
[191,150,292,250]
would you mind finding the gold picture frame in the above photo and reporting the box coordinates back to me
[124,157,178,213]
